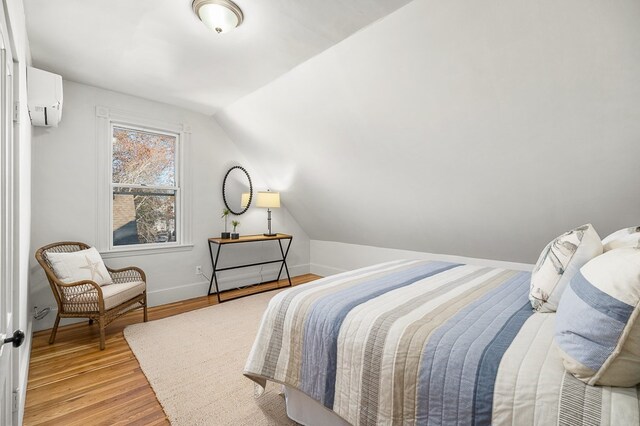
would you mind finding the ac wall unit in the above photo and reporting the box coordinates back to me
[27,67,63,127]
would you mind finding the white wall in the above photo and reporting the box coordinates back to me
[216,0,640,264]
[30,80,310,331]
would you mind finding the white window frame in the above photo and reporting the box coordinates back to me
[96,106,192,258]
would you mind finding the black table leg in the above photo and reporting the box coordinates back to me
[276,238,293,287]
[207,240,214,294]
[208,241,223,303]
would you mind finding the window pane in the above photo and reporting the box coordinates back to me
[112,126,176,186]
[113,187,177,246]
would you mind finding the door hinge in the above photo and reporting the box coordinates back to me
[12,388,19,412]
[13,101,19,123]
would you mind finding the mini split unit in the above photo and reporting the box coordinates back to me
[27,66,63,127]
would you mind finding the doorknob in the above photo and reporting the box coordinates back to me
[2,330,25,348]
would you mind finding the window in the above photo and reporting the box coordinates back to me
[111,125,179,247]
[96,107,192,256]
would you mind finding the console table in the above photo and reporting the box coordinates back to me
[207,233,293,303]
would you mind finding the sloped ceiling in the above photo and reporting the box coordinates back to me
[215,0,640,263]
[23,0,413,114]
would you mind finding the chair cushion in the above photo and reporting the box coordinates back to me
[47,247,112,286]
[529,224,602,312]
[101,281,146,310]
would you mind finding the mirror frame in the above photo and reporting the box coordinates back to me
[222,165,253,215]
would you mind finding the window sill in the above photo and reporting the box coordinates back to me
[100,244,194,259]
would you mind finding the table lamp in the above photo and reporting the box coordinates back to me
[255,191,280,236]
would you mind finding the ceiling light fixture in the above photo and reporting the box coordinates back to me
[192,0,243,34]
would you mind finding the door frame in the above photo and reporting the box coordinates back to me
[0,1,18,423]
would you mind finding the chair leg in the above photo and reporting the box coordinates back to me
[143,293,148,322]
[49,314,61,344]
[99,317,106,350]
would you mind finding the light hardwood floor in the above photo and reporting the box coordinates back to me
[24,274,321,425]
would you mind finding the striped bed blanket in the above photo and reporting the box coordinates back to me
[244,260,640,425]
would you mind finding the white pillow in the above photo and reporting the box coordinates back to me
[47,247,112,286]
[556,248,640,386]
[602,226,640,251]
[529,224,602,312]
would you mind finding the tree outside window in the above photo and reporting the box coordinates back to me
[111,125,179,246]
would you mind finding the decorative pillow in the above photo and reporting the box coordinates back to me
[47,247,112,286]
[555,248,640,387]
[602,226,640,251]
[529,224,602,312]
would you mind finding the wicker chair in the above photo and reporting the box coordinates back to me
[35,242,148,350]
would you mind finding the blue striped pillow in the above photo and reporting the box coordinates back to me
[555,248,640,386]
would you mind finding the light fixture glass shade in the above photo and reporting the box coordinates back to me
[256,191,280,208]
[240,192,250,208]
[193,0,243,34]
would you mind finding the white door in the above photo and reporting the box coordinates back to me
[0,16,19,424]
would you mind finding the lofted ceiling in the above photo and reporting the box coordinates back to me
[23,0,413,115]
[216,0,640,263]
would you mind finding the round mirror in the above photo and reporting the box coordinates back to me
[222,166,252,215]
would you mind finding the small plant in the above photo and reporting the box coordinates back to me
[221,208,230,232]
[230,220,240,239]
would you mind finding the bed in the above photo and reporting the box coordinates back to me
[244,260,640,425]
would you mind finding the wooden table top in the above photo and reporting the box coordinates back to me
[208,233,292,245]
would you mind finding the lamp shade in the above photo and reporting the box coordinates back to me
[240,192,250,208]
[255,191,280,208]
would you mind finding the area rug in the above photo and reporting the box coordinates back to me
[123,290,296,425]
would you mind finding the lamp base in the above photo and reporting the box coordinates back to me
[263,233,277,237]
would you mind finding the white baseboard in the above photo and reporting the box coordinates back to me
[33,311,81,332]
[310,263,346,277]
[32,263,310,332]
[149,262,309,305]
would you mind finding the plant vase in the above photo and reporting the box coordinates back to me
[221,208,231,238]
[231,220,240,239]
